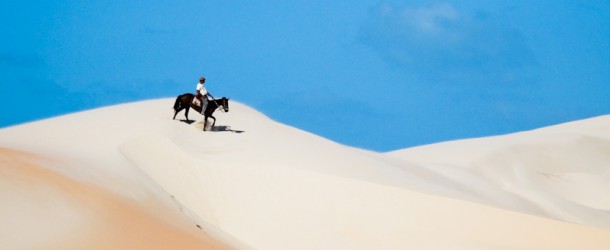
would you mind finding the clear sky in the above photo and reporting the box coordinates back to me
[2,1,609,151]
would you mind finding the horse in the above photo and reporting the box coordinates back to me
[172,93,229,131]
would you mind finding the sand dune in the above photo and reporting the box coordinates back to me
[388,116,610,228]
[1,98,610,249]
[0,147,229,250]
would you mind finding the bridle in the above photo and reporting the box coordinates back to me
[212,98,229,113]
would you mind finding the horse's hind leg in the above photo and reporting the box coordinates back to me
[185,107,190,121]
[173,108,182,120]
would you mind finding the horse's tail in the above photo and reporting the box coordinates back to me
[173,95,182,110]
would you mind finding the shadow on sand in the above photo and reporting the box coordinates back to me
[177,119,244,133]
[178,119,196,125]
[210,125,245,133]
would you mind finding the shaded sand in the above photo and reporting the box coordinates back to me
[0,147,229,250]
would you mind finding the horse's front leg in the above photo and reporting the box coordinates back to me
[210,115,216,128]
[185,107,190,121]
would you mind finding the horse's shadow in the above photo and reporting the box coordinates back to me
[179,120,245,133]
[210,125,245,133]
[178,119,195,125]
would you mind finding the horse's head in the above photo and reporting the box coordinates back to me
[220,97,230,112]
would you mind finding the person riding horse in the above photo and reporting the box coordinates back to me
[173,76,229,131]
[196,77,215,115]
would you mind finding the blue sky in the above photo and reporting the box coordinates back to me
[2,1,609,151]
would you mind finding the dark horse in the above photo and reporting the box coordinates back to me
[173,93,229,131]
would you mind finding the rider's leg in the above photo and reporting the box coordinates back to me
[201,98,208,114]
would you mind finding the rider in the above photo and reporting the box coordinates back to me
[196,76,214,114]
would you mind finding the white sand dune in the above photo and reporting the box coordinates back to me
[387,116,610,228]
[1,98,610,249]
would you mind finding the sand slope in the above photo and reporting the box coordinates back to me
[388,116,610,228]
[1,98,610,249]
[0,147,229,250]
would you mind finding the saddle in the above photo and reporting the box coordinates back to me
[192,97,201,107]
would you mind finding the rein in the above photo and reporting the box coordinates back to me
[211,98,226,112]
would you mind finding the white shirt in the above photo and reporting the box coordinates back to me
[196,83,208,96]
